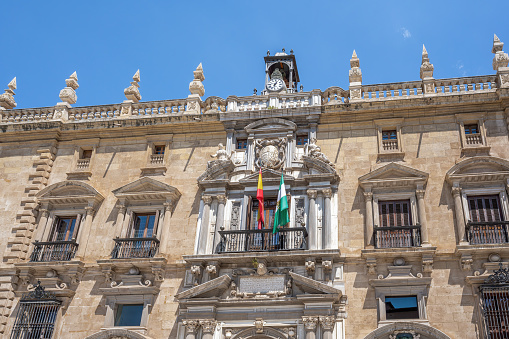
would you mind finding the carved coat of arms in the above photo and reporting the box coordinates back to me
[255,138,286,169]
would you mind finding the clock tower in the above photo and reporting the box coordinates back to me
[263,48,300,94]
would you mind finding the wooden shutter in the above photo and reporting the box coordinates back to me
[379,200,412,227]
[468,195,503,222]
[72,214,83,241]
[153,210,161,237]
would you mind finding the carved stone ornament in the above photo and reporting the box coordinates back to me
[493,34,509,71]
[390,330,420,339]
[461,254,473,271]
[319,315,335,331]
[305,138,333,167]
[484,264,509,284]
[0,77,17,110]
[302,316,319,331]
[183,320,200,333]
[210,143,230,161]
[124,69,141,103]
[59,71,79,105]
[255,138,286,170]
[189,63,205,97]
[200,319,217,333]
[305,260,316,275]
[420,45,434,80]
[254,318,264,334]
[349,50,362,83]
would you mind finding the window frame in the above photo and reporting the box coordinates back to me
[458,118,488,149]
[377,126,403,154]
[104,294,154,331]
[375,286,429,326]
[373,193,419,228]
[460,187,509,224]
[121,207,164,240]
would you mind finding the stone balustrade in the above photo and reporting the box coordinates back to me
[0,74,501,124]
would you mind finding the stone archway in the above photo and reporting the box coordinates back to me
[364,322,451,339]
[84,328,153,339]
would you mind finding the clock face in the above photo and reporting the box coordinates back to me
[267,79,284,92]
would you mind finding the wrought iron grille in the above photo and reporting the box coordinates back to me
[29,240,78,262]
[10,282,61,339]
[467,221,509,245]
[217,227,307,253]
[111,237,159,259]
[480,266,509,339]
[373,225,421,249]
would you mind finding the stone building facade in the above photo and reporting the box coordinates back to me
[0,35,508,339]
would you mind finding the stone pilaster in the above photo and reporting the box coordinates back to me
[307,189,318,250]
[416,188,429,245]
[302,316,319,339]
[200,319,217,339]
[183,320,200,339]
[319,316,335,339]
[198,195,213,254]
[363,191,374,247]
[452,186,467,244]
[322,188,332,249]
[213,195,227,253]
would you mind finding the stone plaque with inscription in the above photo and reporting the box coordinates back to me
[239,275,285,294]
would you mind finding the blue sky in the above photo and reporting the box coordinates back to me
[1,1,508,109]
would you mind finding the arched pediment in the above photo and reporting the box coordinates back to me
[113,177,181,204]
[231,326,289,339]
[446,156,509,184]
[36,180,104,207]
[197,159,235,186]
[359,162,428,190]
[364,322,451,339]
[84,329,152,339]
[245,118,297,133]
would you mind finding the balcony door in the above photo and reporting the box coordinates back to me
[129,212,159,238]
[377,200,415,248]
[50,216,80,241]
[467,195,507,244]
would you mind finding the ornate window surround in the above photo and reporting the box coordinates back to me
[66,138,100,180]
[375,118,405,157]
[456,113,490,155]
[140,134,172,176]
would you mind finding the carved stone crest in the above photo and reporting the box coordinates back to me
[255,138,286,169]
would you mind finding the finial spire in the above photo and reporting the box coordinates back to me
[349,50,362,101]
[124,69,142,103]
[492,34,509,88]
[189,63,205,96]
[0,77,17,110]
[420,45,434,80]
[59,71,79,105]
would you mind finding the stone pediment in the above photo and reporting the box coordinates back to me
[245,118,297,133]
[446,156,509,184]
[113,177,181,203]
[37,180,104,207]
[239,168,294,185]
[197,159,235,185]
[289,272,342,296]
[359,162,428,189]
[302,155,338,177]
[175,274,231,299]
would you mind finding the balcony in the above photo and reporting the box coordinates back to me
[111,237,159,259]
[218,227,308,253]
[373,225,421,249]
[30,240,78,262]
[466,221,509,245]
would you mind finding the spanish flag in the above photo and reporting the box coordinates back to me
[256,168,264,230]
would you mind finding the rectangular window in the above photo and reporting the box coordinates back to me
[381,130,399,151]
[236,139,248,149]
[50,216,80,241]
[464,124,479,135]
[376,200,418,248]
[129,212,158,238]
[81,149,93,159]
[480,287,509,338]
[114,304,144,327]
[385,296,419,320]
[296,135,309,146]
[250,199,278,230]
[379,200,412,227]
[467,195,507,244]
[468,195,503,222]
[11,301,60,339]
[382,130,398,140]
[153,145,165,155]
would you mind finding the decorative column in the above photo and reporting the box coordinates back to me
[213,195,226,253]
[198,195,212,254]
[200,320,216,339]
[363,191,374,247]
[319,316,335,339]
[302,316,318,339]
[183,320,200,339]
[416,188,429,245]
[114,201,126,238]
[75,205,95,259]
[452,187,467,244]
[159,199,174,255]
[307,190,318,250]
[322,188,332,249]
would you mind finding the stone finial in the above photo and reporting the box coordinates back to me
[492,34,509,71]
[349,50,362,101]
[0,77,17,110]
[124,69,142,103]
[189,63,205,97]
[59,71,79,105]
[420,45,434,80]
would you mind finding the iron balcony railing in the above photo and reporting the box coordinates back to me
[29,240,78,262]
[373,224,421,249]
[467,221,509,245]
[111,237,159,259]
[479,285,509,339]
[218,227,308,253]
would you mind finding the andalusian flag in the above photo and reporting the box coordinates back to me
[256,168,264,230]
[273,172,290,233]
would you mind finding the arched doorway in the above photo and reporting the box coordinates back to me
[364,322,451,339]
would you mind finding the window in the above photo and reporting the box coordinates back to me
[153,145,165,155]
[466,195,508,244]
[385,296,419,320]
[50,216,80,241]
[464,124,479,135]
[375,122,403,155]
[375,200,420,248]
[381,130,399,152]
[296,135,309,146]
[114,304,144,327]
[458,118,488,150]
[80,149,92,159]
[236,138,248,149]
[129,212,158,238]
[10,283,61,339]
[250,199,278,230]
[479,267,509,339]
